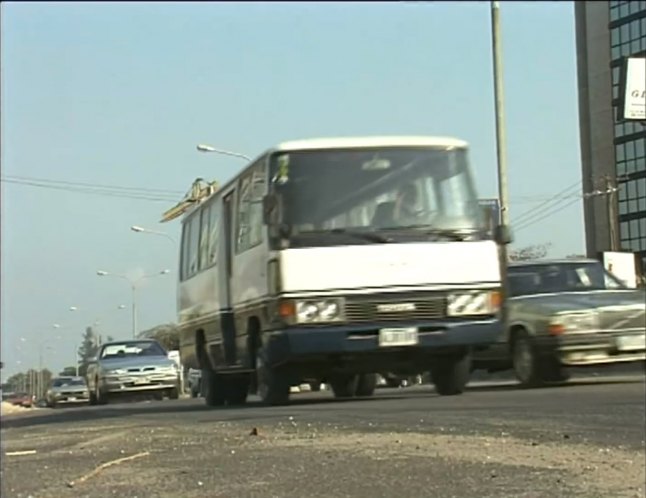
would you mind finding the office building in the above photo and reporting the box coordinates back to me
[575,0,646,270]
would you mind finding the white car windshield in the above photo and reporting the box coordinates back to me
[100,341,166,360]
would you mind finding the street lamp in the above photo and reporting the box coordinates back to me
[196,144,251,162]
[130,225,177,246]
[67,304,126,373]
[96,269,170,338]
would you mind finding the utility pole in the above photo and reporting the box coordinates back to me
[38,343,43,400]
[491,1,511,312]
[603,175,619,252]
[132,284,138,339]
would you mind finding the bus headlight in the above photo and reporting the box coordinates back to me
[447,290,500,316]
[294,299,345,323]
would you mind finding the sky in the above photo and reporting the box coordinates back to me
[1,1,585,378]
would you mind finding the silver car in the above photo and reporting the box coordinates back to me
[473,259,646,387]
[46,376,89,407]
[86,339,181,404]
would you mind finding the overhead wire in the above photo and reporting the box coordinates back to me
[511,179,583,227]
[1,176,182,202]
[2,175,184,195]
[513,197,582,233]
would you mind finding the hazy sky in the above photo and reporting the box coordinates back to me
[1,1,584,377]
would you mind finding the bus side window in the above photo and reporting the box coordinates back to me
[208,202,219,266]
[180,222,191,281]
[237,175,252,252]
[236,160,267,253]
[187,212,201,277]
[198,204,211,271]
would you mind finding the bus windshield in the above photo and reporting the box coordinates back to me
[268,146,484,247]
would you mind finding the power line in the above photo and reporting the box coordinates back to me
[2,174,184,195]
[511,180,582,226]
[1,178,179,202]
[514,197,582,233]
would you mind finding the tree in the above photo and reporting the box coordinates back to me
[59,366,77,376]
[508,243,551,262]
[77,326,99,378]
[6,369,53,398]
[138,323,179,351]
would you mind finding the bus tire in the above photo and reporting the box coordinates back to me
[203,368,226,407]
[226,375,250,406]
[330,375,359,398]
[355,373,377,397]
[430,349,471,396]
[256,349,290,406]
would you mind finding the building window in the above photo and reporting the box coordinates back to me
[611,27,621,47]
[621,220,630,240]
[620,3,630,17]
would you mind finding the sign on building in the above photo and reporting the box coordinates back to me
[618,56,645,122]
[602,251,638,289]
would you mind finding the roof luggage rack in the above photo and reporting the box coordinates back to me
[160,178,218,223]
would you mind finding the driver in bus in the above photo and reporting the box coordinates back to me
[393,183,421,226]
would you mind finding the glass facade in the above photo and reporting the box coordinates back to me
[609,1,646,268]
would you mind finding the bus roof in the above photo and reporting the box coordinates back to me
[272,136,468,153]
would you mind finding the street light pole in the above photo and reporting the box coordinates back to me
[96,269,169,339]
[131,283,137,339]
[491,1,511,318]
[491,0,510,242]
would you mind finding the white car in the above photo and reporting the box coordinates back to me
[86,339,181,404]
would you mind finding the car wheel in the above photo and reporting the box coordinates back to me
[168,386,180,400]
[256,348,290,406]
[511,331,565,388]
[430,349,471,396]
[330,375,359,398]
[355,374,377,397]
[95,380,108,405]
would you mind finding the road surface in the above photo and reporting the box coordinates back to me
[2,374,645,498]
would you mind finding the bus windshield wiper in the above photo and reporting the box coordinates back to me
[298,228,392,243]
[379,225,471,241]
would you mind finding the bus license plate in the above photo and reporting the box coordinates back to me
[379,328,419,347]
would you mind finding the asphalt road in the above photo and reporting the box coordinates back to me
[2,373,645,498]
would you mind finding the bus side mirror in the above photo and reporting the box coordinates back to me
[495,224,513,245]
